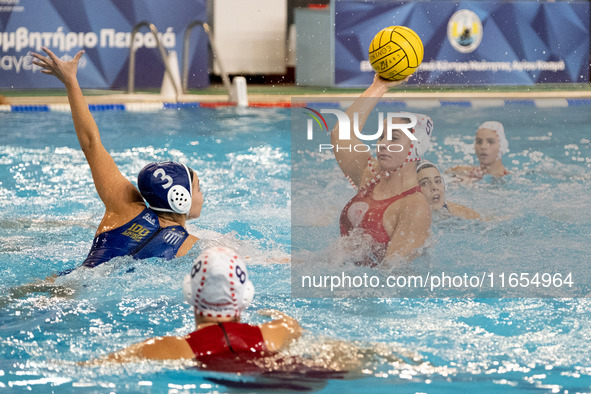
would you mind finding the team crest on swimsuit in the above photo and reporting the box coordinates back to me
[348,202,369,227]
[164,231,183,245]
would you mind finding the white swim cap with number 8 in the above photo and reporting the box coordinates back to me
[183,247,254,319]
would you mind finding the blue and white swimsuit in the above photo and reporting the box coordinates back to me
[82,208,189,267]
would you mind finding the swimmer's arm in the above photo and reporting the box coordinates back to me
[258,310,302,352]
[331,74,409,186]
[31,47,142,213]
[446,202,480,220]
[446,165,474,175]
[86,336,194,364]
[0,275,60,309]
[384,198,431,261]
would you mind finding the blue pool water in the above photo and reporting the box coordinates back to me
[291,102,591,298]
[1,104,590,392]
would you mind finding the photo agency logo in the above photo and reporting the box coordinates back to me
[303,107,418,152]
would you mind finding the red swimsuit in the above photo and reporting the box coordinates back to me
[340,183,421,261]
[185,322,267,358]
[185,322,268,372]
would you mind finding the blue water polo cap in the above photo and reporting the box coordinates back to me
[138,162,193,214]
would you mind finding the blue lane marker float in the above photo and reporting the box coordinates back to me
[11,105,50,112]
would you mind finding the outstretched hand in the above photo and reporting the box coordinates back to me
[31,47,85,86]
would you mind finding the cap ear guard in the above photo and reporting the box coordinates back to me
[241,280,255,311]
[168,184,191,214]
[394,113,432,162]
[183,274,193,305]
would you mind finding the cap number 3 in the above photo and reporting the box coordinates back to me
[153,169,174,189]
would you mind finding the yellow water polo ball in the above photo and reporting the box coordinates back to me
[368,26,424,81]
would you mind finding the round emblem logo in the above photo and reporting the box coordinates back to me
[447,9,483,53]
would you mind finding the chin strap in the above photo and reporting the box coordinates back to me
[356,158,409,192]
[345,153,419,193]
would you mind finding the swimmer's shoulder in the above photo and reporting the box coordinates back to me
[176,234,199,257]
[384,187,430,227]
[96,202,147,235]
[397,190,430,216]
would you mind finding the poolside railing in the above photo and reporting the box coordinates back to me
[182,20,235,102]
[127,21,181,100]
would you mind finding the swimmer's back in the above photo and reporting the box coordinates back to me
[186,322,267,358]
[82,207,191,267]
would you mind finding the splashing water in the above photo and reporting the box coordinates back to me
[1,105,590,391]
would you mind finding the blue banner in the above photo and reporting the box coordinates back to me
[0,0,208,89]
[335,0,590,86]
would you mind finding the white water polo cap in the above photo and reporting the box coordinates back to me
[138,162,193,214]
[417,159,446,192]
[477,121,508,158]
[416,159,439,174]
[404,112,434,162]
[183,247,255,319]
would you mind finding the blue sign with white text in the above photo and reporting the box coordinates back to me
[335,0,590,86]
[0,0,209,89]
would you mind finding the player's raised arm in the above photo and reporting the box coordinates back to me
[31,47,141,214]
[331,75,409,187]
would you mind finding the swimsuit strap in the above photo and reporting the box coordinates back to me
[129,226,162,256]
[218,323,236,354]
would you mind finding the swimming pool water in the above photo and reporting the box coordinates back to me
[291,102,591,298]
[1,105,590,392]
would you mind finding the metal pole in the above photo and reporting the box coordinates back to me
[128,21,181,100]
[181,21,236,102]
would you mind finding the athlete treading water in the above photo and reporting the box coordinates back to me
[448,121,509,181]
[85,249,418,383]
[31,47,201,269]
[89,247,301,365]
[416,160,480,220]
[335,74,433,264]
